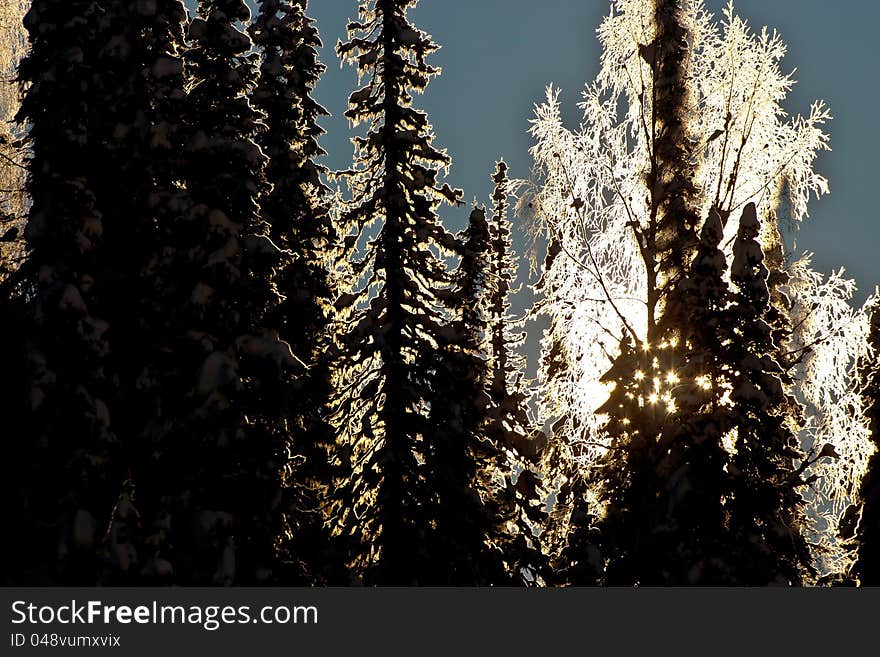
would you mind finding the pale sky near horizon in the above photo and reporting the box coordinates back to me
[186,1,880,305]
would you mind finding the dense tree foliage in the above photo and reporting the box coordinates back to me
[1,0,877,587]
[528,0,874,585]
[12,0,124,585]
[141,0,305,585]
[482,163,549,583]
[330,0,466,584]
[249,0,343,584]
[424,207,513,584]
[86,0,192,584]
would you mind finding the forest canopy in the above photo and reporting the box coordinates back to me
[0,0,877,587]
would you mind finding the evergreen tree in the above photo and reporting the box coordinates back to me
[483,162,548,582]
[424,207,511,584]
[248,0,343,584]
[609,200,820,585]
[851,301,880,584]
[421,202,547,585]
[485,162,541,464]
[598,209,732,584]
[13,0,120,584]
[487,162,522,401]
[144,0,299,584]
[333,0,464,584]
[722,203,813,583]
[657,208,733,582]
[6,0,199,585]
[598,203,814,585]
[84,0,191,584]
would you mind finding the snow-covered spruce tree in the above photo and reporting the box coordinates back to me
[851,302,880,583]
[482,162,549,582]
[144,0,300,585]
[486,161,543,464]
[604,202,815,585]
[248,0,344,584]
[597,203,818,586]
[11,0,121,584]
[526,0,869,579]
[333,0,466,584]
[723,204,813,583]
[79,0,192,584]
[598,208,739,584]
[422,203,547,585]
[487,162,524,401]
[422,207,513,584]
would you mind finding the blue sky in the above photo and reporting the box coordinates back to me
[295,1,880,302]
[190,1,879,302]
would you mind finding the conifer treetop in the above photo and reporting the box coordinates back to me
[331,0,464,584]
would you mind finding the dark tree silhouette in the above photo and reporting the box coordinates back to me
[851,302,880,584]
[83,0,192,584]
[598,204,815,585]
[482,162,549,583]
[421,201,547,585]
[594,0,714,585]
[249,0,344,584]
[12,0,123,585]
[332,0,465,584]
[598,209,732,584]
[656,208,734,583]
[487,162,523,400]
[424,207,512,584]
[143,0,300,584]
[722,204,813,584]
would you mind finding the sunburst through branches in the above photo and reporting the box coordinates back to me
[526,0,876,580]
